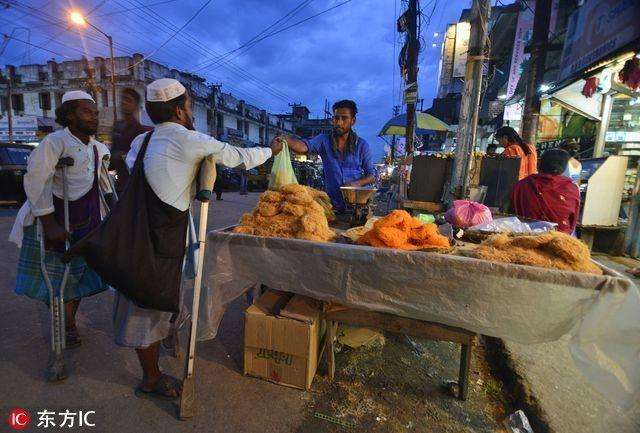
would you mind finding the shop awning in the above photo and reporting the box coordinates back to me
[379,112,452,136]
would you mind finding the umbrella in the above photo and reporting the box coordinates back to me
[379,112,452,136]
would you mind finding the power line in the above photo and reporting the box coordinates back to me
[117,0,293,102]
[193,0,356,73]
[116,0,214,73]
[190,0,313,71]
[1,32,70,58]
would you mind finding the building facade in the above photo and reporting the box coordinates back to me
[0,54,295,144]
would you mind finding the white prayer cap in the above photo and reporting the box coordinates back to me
[61,90,95,104]
[146,78,186,102]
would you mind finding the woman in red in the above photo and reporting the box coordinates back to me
[496,126,538,180]
[510,149,580,234]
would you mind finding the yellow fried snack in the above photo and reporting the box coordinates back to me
[259,190,285,203]
[236,188,334,242]
[471,231,602,275]
[281,202,306,217]
[281,184,308,195]
[300,212,329,234]
[257,202,280,217]
[233,226,254,235]
[239,213,254,226]
[286,192,314,205]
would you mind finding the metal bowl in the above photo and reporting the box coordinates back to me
[340,186,378,205]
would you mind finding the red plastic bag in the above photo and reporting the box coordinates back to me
[445,200,492,228]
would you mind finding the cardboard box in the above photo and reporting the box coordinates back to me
[244,291,322,390]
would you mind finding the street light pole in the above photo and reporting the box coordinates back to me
[107,35,117,124]
[69,11,117,124]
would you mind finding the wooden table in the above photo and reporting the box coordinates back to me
[322,307,477,400]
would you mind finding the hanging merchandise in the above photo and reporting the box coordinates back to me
[581,76,599,98]
[619,57,640,91]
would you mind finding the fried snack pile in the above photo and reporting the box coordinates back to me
[470,231,602,275]
[233,184,336,242]
[302,185,336,222]
[357,210,450,250]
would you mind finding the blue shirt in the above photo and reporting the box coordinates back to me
[305,133,375,212]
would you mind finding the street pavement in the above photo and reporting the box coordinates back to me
[0,193,312,433]
[501,255,640,433]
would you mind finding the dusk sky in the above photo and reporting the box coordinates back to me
[1,0,474,160]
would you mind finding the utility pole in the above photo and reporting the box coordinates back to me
[391,105,400,159]
[1,71,14,143]
[520,0,553,146]
[7,73,13,143]
[449,0,490,201]
[404,0,419,155]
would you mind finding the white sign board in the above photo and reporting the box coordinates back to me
[0,115,38,141]
[452,22,470,78]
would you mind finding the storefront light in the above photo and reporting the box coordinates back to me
[539,83,552,93]
[497,94,508,100]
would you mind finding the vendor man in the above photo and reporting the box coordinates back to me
[275,100,375,213]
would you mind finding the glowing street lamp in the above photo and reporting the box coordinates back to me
[68,10,117,123]
[69,11,86,26]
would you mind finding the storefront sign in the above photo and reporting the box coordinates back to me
[0,115,38,141]
[437,24,457,98]
[452,22,471,78]
[560,0,640,81]
[506,0,559,99]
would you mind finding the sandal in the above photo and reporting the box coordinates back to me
[625,268,640,278]
[65,329,82,349]
[135,374,182,401]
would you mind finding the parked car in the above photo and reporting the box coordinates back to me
[0,142,33,204]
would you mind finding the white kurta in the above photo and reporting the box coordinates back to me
[9,128,112,247]
[126,122,272,211]
[113,121,272,348]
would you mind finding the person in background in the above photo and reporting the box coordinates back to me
[9,90,111,350]
[510,149,580,234]
[110,88,152,193]
[560,139,582,186]
[275,100,375,214]
[213,164,224,200]
[238,167,249,195]
[496,126,538,180]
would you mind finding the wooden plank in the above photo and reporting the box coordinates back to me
[458,342,473,401]
[324,309,476,344]
[326,321,337,380]
[401,200,443,213]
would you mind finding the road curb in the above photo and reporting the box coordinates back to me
[483,336,553,433]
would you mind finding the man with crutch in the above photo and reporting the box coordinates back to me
[9,90,113,381]
[108,78,282,400]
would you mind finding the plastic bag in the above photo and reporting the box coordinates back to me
[470,216,557,233]
[268,138,298,190]
[444,200,492,228]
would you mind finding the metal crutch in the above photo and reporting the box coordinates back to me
[179,155,217,420]
[101,154,119,204]
[39,156,74,382]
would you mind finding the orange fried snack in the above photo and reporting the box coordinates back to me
[358,211,450,250]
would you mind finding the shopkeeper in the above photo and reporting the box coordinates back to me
[275,100,376,213]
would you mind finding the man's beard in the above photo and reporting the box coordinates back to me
[333,127,349,137]
[183,116,196,131]
[76,123,98,136]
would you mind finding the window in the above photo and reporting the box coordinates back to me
[102,89,109,107]
[38,71,48,81]
[55,93,63,107]
[236,119,243,131]
[11,94,24,112]
[39,92,51,110]
[0,95,7,112]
